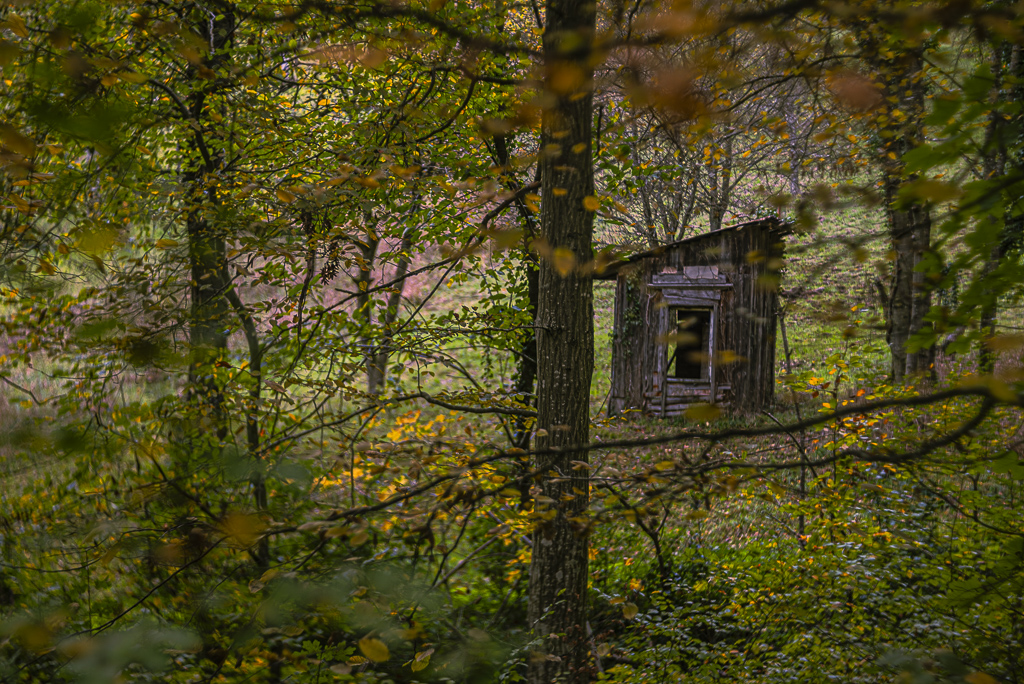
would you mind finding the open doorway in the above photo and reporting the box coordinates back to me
[669,308,711,380]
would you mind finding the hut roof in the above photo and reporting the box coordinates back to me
[594,216,790,281]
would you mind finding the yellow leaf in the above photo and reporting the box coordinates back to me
[582,195,600,211]
[5,14,28,38]
[155,239,178,249]
[359,46,388,68]
[713,350,745,366]
[121,71,149,84]
[77,226,119,254]
[98,546,118,566]
[358,637,390,663]
[985,378,1017,403]
[400,623,425,640]
[621,603,639,620]
[0,42,18,71]
[553,247,575,277]
[906,179,961,204]
[684,404,721,422]
[349,530,369,546]
[965,674,998,684]
[10,195,34,214]
[656,331,698,346]
[987,334,1024,351]
[0,125,35,155]
[486,228,523,251]
[100,74,119,86]
[219,512,266,548]
[410,648,433,671]
[276,188,296,203]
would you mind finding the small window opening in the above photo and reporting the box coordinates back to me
[669,308,711,380]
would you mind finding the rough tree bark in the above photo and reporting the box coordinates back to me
[707,135,733,233]
[978,42,1023,373]
[490,134,540,451]
[527,0,596,681]
[369,230,414,393]
[353,210,383,394]
[864,44,934,381]
[883,183,932,380]
[185,8,234,435]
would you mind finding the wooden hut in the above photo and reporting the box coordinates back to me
[600,217,789,417]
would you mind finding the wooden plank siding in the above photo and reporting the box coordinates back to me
[604,218,787,417]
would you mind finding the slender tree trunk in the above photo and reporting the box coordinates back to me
[785,92,804,197]
[630,122,659,247]
[369,232,414,392]
[719,135,733,226]
[527,1,596,681]
[677,177,698,239]
[491,134,541,451]
[186,179,230,426]
[707,155,721,232]
[185,8,234,436]
[514,259,539,448]
[354,211,382,395]
[978,42,1022,372]
[707,138,732,232]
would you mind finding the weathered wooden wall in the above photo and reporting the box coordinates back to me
[606,218,786,417]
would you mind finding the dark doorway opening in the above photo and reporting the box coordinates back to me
[671,308,711,380]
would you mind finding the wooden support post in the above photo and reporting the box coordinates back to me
[709,305,718,404]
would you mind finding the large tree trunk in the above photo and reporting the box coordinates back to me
[869,47,934,382]
[527,1,596,682]
[884,186,932,380]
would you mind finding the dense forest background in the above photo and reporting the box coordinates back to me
[1,0,1024,682]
